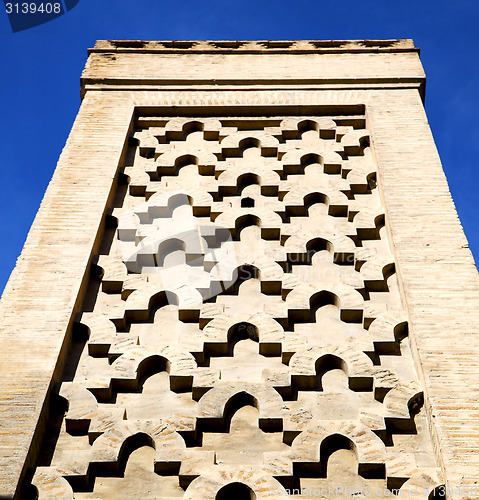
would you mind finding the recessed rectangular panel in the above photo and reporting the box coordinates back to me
[29,110,441,499]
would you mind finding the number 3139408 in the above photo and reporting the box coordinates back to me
[5,3,61,14]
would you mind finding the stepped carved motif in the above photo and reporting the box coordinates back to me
[29,112,443,499]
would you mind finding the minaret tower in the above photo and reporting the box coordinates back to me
[1,40,477,499]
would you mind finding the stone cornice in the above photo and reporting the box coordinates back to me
[89,39,418,54]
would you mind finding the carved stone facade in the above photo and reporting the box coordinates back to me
[1,40,479,500]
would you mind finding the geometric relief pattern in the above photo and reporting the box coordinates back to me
[29,112,444,499]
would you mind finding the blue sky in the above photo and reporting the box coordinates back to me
[0,0,478,293]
